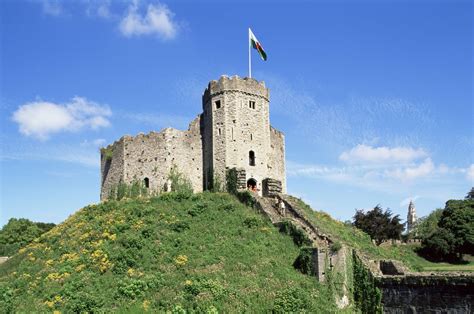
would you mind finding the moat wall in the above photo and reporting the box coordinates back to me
[378,275,474,313]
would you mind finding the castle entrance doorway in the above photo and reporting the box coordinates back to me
[247,178,257,192]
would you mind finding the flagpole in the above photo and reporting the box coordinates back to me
[248,28,252,78]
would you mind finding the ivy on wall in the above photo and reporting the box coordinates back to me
[353,251,382,313]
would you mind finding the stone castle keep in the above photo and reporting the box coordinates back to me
[100,75,286,199]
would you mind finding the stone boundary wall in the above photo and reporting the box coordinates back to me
[378,274,474,313]
[0,257,9,265]
[354,251,474,313]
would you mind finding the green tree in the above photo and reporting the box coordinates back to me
[466,187,474,200]
[421,199,474,261]
[413,208,444,240]
[0,218,55,256]
[353,205,404,245]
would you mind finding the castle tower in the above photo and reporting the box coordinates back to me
[202,75,285,194]
[100,75,286,200]
[407,200,417,233]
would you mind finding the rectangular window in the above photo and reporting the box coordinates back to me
[215,100,221,109]
[249,101,255,109]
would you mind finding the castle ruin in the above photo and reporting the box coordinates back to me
[100,75,286,199]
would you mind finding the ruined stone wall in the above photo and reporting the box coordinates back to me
[269,127,286,193]
[100,139,125,200]
[100,117,203,199]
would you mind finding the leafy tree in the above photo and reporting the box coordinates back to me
[413,208,444,240]
[0,218,55,256]
[420,199,474,261]
[466,187,474,200]
[353,205,404,245]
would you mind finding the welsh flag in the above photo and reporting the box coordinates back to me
[249,28,267,61]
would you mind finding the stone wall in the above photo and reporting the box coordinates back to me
[100,138,125,200]
[100,117,203,199]
[269,126,286,193]
[378,275,474,313]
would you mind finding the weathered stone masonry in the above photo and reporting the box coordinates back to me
[100,75,286,199]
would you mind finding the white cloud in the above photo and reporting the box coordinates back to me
[385,158,434,181]
[12,97,111,140]
[41,0,63,16]
[467,164,474,181]
[119,2,178,39]
[340,144,427,164]
[97,1,112,19]
[80,138,107,147]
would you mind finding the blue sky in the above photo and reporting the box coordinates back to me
[1,0,472,227]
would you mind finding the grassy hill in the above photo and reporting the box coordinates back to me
[288,196,474,272]
[0,193,339,313]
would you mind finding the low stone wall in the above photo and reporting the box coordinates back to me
[0,257,9,264]
[378,275,474,313]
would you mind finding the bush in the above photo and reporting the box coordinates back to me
[0,218,55,256]
[236,191,256,208]
[273,287,312,312]
[167,167,193,196]
[277,221,312,247]
[293,247,313,275]
[188,203,207,217]
[243,217,261,228]
[330,241,342,253]
[225,168,238,195]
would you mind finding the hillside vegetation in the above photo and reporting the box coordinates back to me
[0,193,338,313]
[287,196,468,272]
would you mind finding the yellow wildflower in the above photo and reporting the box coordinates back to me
[46,259,54,266]
[44,300,55,308]
[142,300,150,311]
[75,264,86,272]
[175,255,188,266]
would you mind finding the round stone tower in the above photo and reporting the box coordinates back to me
[202,75,273,193]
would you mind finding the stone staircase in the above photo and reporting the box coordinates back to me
[251,193,350,309]
[254,194,331,248]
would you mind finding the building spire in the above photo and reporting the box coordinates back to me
[407,200,417,233]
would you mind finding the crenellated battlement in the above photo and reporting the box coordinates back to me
[203,75,269,104]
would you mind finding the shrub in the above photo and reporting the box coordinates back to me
[188,203,207,217]
[293,247,314,275]
[330,241,342,253]
[273,287,312,312]
[225,168,238,195]
[236,191,256,208]
[117,279,148,299]
[168,167,193,196]
[66,291,103,313]
[243,217,261,228]
[170,221,190,233]
[277,221,312,247]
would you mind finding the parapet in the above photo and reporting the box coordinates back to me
[203,75,269,103]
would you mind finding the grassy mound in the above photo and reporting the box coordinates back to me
[0,193,336,313]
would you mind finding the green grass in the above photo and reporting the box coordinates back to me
[0,192,337,312]
[289,196,472,272]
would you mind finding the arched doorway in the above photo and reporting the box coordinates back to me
[144,177,150,188]
[247,178,257,192]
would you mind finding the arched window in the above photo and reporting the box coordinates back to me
[249,151,255,166]
[144,177,150,188]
